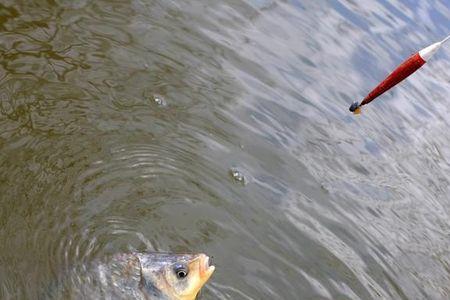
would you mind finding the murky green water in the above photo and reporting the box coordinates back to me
[2,0,450,299]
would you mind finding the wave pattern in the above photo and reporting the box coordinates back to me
[1,0,450,299]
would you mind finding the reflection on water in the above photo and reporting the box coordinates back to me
[1,0,450,299]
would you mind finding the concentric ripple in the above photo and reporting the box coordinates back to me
[2,0,450,299]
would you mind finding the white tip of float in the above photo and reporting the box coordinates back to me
[419,42,443,61]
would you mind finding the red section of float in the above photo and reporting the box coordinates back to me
[360,53,426,106]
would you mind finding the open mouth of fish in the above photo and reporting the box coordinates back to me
[199,253,215,279]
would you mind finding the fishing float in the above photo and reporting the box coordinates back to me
[349,35,450,114]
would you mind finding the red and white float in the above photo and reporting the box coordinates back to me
[350,35,450,114]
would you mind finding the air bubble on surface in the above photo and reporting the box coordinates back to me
[152,95,166,107]
[229,168,246,185]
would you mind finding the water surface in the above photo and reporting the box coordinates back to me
[1,0,450,299]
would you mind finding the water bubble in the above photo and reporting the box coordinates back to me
[152,95,166,107]
[229,168,246,185]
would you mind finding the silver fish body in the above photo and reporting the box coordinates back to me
[47,252,215,300]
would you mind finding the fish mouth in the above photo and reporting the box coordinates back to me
[198,253,215,280]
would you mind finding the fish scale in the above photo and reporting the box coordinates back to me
[45,252,214,300]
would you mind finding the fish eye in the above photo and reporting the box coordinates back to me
[174,264,188,279]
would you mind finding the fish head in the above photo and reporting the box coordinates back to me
[137,252,215,300]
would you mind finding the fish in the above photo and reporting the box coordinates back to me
[349,34,450,114]
[46,252,215,300]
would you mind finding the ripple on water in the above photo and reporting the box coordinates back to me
[51,139,232,260]
[3,0,450,299]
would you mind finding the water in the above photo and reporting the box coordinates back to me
[1,0,450,299]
